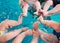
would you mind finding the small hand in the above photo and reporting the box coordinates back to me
[42,11,49,17]
[38,10,49,17]
[33,21,39,31]
[38,15,43,22]
[34,11,39,15]
[32,30,39,37]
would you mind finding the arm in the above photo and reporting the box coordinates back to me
[19,0,29,17]
[31,31,38,43]
[8,14,23,28]
[39,0,53,16]
[43,1,60,16]
[37,0,53,16]
[39,29,58,43]
[34,1,42,15]
[31,37,38,43]
[21,3,29,17]
[34,1,41,11]
[38,28,58,43]
[17,14,23,25]
[48,4,60,15]
[38,15,60,32]
[13,29,32,43]
[0,28,28,43]
[43,0,53,11]
[12,14,23,26]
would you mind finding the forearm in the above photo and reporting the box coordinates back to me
[34,1,41,11]
[18,15,23,25]
[13,32,26,43]
[43,0,52,11]
[13,30,32,43]
[0,29,23,42]
[38,29,46,35]
[22,3,29,16]
[22,5,29,12]
[1,42,6,43]
[31,37,38,43]
[41,20,60,32]
[41,20,56,28]
[39,35,49,43]
[48,4,60,15]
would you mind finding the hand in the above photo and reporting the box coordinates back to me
[32,30,39,37]
[34,9,43,15]
[33,21,39,31]
[38,10,49,17]
[38,15,43,22]
[34,11,39,15]
[42,11,49,17]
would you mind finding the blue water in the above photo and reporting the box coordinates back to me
[0,0,60,43]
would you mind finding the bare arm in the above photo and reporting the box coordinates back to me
[17,14,23,25]
[34,1,41,11]
[38,15,60,32]
[39,29,58,43]
[38,28,58,43]
[34,1,42,15]
[37,0,53,16]
[10,14,23,27]
[31,32,38,43]
[13,29,32,43]
[0,28,28,43]
[43,0,53,11]
[48,4,60,15]
[43,2,60,16]
[10,14,23,26]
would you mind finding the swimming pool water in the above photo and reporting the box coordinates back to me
[0,0,60,43]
